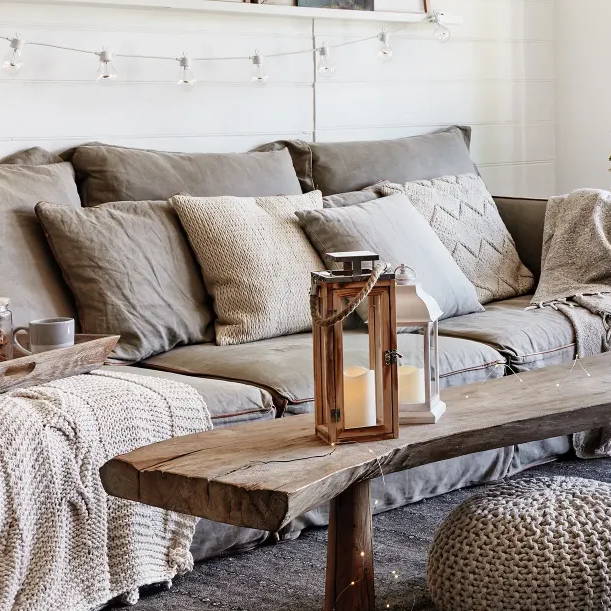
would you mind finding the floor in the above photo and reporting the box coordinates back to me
[126,456,611,611]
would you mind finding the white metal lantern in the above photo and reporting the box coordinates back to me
[394,265,446,424]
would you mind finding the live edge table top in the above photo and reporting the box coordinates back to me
[100,353,611,533]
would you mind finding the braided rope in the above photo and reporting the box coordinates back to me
[310,262,389,328]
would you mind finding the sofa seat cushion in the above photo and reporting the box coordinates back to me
[104,365,275,427]
[142,330,505,414]
[438,295,576,372]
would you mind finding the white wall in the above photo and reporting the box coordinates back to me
[0,0,556,197]
[554,0,611,193]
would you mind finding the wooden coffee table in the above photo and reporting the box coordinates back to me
[101,353,611,611]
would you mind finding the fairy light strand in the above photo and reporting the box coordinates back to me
[0,13,454,81]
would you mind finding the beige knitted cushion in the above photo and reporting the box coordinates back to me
[172,192,324,346]
[428,477,611,611]
[378,174,534,304]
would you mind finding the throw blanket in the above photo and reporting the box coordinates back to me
[531,188,611,458]
[0,369,211,611]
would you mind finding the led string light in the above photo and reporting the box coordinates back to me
[0,14,453,82]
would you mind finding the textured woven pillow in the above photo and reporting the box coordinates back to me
[172,192,324,346]
[377,174,534,303]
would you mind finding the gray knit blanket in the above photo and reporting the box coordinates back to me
[531,188,611,458]
[0,369,211,610]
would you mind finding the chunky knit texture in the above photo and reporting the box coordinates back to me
[172,191,324,346]
[378,174,534,304]
[0,369,211,611]
[428,477,611,611]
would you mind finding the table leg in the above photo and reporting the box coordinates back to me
[324,480,374,611]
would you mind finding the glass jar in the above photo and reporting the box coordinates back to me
[0,297,13,362]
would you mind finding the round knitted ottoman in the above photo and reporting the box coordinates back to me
[427,477,611,611]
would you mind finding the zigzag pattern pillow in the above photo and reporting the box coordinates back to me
[378,174,534,304]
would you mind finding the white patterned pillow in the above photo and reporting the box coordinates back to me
[172,191,324,346]
[377,174,534,303]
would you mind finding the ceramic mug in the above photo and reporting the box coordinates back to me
[13,317,75,355]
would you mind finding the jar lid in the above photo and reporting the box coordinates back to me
[0,297,10,307]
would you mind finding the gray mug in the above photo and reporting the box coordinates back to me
[13,317,75,355]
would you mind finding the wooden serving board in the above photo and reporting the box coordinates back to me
[0,334,119,394]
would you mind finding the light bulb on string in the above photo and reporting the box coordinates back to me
[377,31,393,60]
[3,37,24,74]
[251,50,268,84]
[317,43,335,76]
[96,49,117,81]
[428,11,451,42]
[177,54,196,86]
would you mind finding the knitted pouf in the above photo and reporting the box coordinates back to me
[427,477,611,611]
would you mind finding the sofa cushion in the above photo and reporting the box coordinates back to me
[172,191,324,346]
[494,197,547,279]
[142,329,505,414]
[36,200,214,362]
[258,126,475,195]
[104,365,275,427]
[0,162,80,327]
[322,189,380,208]
[296,193,484,321]
[1,147,63,166]
[71,144,302,205]
[438,295,576,372]
[378,174,535,304]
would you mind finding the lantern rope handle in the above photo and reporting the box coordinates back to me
[310,262,389,328]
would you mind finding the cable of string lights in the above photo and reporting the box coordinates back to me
[0,10,452,84]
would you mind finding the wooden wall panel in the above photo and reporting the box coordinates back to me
[0,0,556,197]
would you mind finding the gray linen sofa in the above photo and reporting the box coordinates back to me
[0,128,578,564]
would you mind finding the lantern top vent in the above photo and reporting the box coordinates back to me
[313,251,394,284]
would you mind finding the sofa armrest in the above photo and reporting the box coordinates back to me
[494,196,547,279]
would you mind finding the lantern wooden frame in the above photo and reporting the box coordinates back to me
[312,254,400,445]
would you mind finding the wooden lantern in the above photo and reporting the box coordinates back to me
[395,265,446,424]
[311,251,399,445]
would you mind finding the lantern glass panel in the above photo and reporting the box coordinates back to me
[339,293,384,430]
[430,321,440,400]
[397,326,426,408]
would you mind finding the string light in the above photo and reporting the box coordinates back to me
[428,10,451,42]
[250,50,268,84]
[177,54,195,86]
[2,36,24,73]
[96,49,117,81]
[1,13,457,82]
[317,42,335,76]
[377,30,393,60]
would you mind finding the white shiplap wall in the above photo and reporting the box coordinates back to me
[0,0,555,197]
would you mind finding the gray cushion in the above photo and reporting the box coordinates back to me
[322,189,380,208]
[258,126,475,195]
[36,200,214,362]
[71,144,303,205]
[438,295,576,372]
[104,365,275,427]
[494,197,547,278]
[0,162,80,327]
[1,147,63,166]
[296,193,484,320]
[142,329,506,414]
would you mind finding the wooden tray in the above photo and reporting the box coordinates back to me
[0,334,119,394]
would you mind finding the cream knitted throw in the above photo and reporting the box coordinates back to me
[0,369,211,611]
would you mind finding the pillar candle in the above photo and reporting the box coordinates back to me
[398,365,426,404]
[343,366,377,429]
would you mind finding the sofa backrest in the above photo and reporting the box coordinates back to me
[494,197,547,279]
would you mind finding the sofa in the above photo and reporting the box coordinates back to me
[0,126,582,564]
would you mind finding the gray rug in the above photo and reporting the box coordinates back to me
[126,457,611,611]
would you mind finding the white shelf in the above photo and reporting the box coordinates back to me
[14,0,462,24]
